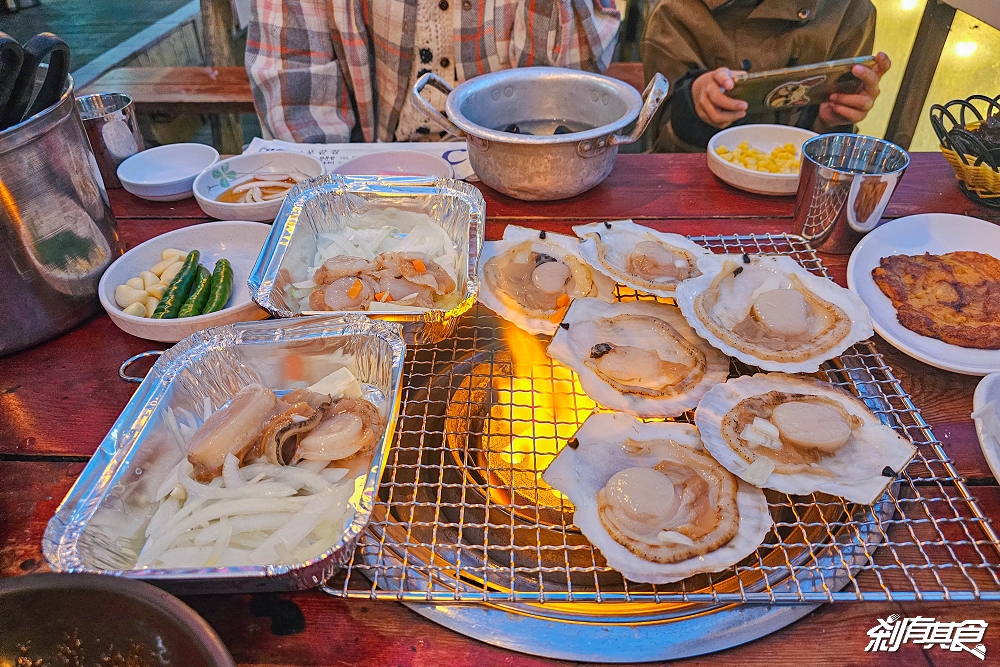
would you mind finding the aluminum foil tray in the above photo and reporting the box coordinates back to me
[43,314,406,594]
[249,175,485,345]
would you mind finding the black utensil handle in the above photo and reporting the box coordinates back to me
[0,32,25,120]
[0,32,70,130]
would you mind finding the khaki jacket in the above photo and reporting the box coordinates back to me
[641,0,876,152]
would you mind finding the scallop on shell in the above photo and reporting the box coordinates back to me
[695,373,917,504]
[573,220,708,297]
[546,298,729,417]
[478,225,616,335]
[675,254,873,373]
[543,413,772,584]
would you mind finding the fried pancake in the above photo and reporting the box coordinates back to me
[872,251,1000,349]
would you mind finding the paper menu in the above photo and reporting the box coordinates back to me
[243,138,475,180]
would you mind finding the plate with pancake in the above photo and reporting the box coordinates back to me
[847,213,1000,375]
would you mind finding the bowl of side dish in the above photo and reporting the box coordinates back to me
[193,152,325,222]
[707,124,817,195]
[99,220,271,342]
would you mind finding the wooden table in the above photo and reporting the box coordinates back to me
[2,152,999,665]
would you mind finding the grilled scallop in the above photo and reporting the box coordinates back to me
[675,254,873,372]
[695,373,917,504]
[547,298,729,417]
[478,225,616,335]
[543,413,772,584]
[573,220,708,297]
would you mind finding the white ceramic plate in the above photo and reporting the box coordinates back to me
[973,373,1000,482]
[846,213,1000,375]
[118,143,220,201]
[332,150,454,178]
[98,220,270,342]
[706,124,816,196]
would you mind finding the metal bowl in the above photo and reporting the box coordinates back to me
[410,67,668,201]
[0,573,235,666]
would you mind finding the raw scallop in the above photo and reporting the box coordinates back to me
[543,413,772,584]
[695,373,917,504]
[546,298,729,417]
[675,254,873,373]
[573,220,708,297]
[478,225,616,335]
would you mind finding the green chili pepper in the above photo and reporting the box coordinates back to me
[203,258,233,314]
[177,265,212,317]
[151,250,200,319]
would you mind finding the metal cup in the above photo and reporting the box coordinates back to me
[793,134,909,254]
[75,92,144,189]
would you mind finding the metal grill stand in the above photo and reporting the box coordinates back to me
[322,234,1000,661]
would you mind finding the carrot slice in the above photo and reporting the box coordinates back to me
[375,291,391,302]
[347,278,363,299]
[556,294,571,308]
[549,306,568,324]
[412,258,427,273]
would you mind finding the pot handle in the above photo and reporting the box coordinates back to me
[609,73,669,147]
[410,72,463,137]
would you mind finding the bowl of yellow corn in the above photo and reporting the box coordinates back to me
[707,124,817,195]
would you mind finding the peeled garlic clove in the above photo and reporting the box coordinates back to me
[145,296,160,317]
[115,284,148,308]
[159,261,185,285]
[161,248,186,262]
[146,283,168,299]
[150,256,177,276]
[123,302,147,317]
[126,277,144,290]
[140,271,159,289]
[249,187,263,203]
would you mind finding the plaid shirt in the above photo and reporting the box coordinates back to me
[247,0,621,143]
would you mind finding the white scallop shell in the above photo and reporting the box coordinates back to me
[694,373,917,504]
[546,298,729,417]
[542,413,772,584]
[675,254,874,373]
[477,225,616,335]
[572,220,709,298]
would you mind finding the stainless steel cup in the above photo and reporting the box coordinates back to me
[76,92,144,189]
[793,134,909,254]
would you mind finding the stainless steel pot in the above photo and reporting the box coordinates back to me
[410,67,668,201]
[0,72,122,355]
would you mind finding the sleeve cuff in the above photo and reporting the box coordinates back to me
[669,69,719,150]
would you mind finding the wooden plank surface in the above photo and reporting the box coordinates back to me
[3,151,1000,666]
[81,67,257,115]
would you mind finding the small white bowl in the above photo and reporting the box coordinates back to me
[332,150,454,178]
[193,152,325,222]
[973,373,1000,483]
[99,220,271,342]
[117,143,220,201]
[706,124,817,196]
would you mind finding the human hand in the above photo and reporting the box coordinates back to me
[691,67,748,129]
[817,52,891,127]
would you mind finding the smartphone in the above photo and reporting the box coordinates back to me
[727,56,877,116]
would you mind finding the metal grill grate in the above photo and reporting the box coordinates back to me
[324,233,1000,603]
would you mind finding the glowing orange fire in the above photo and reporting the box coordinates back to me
[486,326,595,505]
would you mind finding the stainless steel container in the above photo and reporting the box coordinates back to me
[43,314,406,594]
[410,67,668,201]
[76,92,144,189]
[249,175,484,344]
[0,73,123,355]
[793,134,909,254]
